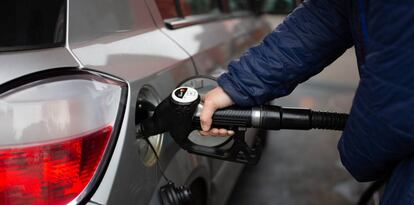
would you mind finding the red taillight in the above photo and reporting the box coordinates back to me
[0,126,113,205]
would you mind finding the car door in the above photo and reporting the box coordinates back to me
[65,0,211,204]
[145,0,271,204]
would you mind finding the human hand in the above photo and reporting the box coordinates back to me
[199,87,235,137]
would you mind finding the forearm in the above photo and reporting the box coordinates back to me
[219,0,353,106]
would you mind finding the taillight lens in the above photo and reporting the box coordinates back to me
[0,71,126,205]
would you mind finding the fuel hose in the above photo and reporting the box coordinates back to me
[192,105,348,131]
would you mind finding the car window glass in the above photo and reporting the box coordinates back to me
[181,0,219,16]
[155,0,178,19]
[228,0,249,11]
[0,0,66,51]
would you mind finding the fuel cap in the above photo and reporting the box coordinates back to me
[171,87,199,105]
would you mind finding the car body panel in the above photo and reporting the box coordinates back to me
[144,4,271,204]
[0,48,78,85]
[1,0,271,204]
[68,0,270,203]
[66,0,202,204]
[67,0,195,82]
[160,17,270,76]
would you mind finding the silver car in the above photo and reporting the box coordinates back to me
[0,0,270,204]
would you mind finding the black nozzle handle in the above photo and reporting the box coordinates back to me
[192,104,252,130]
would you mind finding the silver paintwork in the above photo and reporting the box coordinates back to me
[1,0,271,204]
[0,48,78,85]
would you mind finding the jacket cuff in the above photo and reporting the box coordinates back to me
[217,73,256,107]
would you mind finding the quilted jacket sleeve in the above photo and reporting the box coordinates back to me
[218,0,353,106]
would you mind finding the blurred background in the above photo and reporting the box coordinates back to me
[227,4,368,204]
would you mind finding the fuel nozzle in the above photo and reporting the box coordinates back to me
[137,87,200,141]
[137,86,348,164]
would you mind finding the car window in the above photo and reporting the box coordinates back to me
[155,0,178,19]
[0,0,66,51]
[228,0,249,12]
[181,0,220,16]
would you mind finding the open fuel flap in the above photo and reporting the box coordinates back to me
[135,85,163,167]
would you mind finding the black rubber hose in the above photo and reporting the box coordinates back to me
[310,111,349,130]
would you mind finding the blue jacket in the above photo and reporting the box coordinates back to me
[218,0,414,204]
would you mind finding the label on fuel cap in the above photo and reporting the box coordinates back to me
[171,87,199,105]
